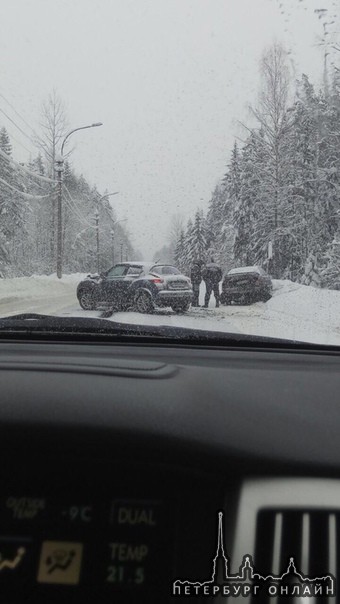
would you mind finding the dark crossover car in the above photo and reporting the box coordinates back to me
[220,265,273,305]
[77,262,193,313]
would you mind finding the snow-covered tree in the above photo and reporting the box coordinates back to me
[173,229,186,272]
[0,128,27,274]
[186,210,207,263]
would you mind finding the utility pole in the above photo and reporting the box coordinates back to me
[94,191,119,273]
[56,122,103,279]
[95,208,100,273]
[55,156,64,279]
[111,229,115,265]
[120,242,123,262]
[109,219,126,267]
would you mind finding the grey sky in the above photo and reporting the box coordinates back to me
[0,0,337,258]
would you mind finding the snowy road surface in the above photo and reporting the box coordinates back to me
[1,274,340,345]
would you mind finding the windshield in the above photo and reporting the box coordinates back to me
[1,0,340,346]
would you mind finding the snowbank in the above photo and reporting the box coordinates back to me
[263,279,340,344]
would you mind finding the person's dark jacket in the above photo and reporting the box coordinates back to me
[190,263,202,284]
[202,262,222,284]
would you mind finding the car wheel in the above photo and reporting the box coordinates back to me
[262,291,272,302]
[171,301,190,313]
[134,290,154,313]
[78,289,96,310]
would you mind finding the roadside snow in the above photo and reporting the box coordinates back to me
[109,279,340,345]
[224,280,340,345]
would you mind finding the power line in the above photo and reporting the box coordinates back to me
[0,146,57,184]
[62,190,96,229]
[0,90,40,140]
[0,142,50,193]
[63,184,90,217]
[0,176,53,200]
[0,106,39,152]
[63,197,95,229]
[63,185,101,229]
[1,127,34,156]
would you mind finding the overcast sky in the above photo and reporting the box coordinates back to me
[0,0,337,258]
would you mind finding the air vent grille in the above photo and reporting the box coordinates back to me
[251,511,337,604]
[231,479,340,602]
[255,510,335,578]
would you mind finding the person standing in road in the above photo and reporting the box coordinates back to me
[190,260,202,307]
[202,258,222,308]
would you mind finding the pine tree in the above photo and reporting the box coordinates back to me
[174,229,186,272]
[183,219,194,273]
[186,210,207,263]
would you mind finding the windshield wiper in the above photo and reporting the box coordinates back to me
[0,312,331,350]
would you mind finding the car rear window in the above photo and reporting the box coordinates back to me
[152,266,181,275]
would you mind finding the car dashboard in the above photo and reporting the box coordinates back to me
[0,339,340,603]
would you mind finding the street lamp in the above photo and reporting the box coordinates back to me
[56,122,103,279]
[61,123,103,156]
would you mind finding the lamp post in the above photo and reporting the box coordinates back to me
[56,122,103,279]
[95,191,119,274]
[110,218,127,267]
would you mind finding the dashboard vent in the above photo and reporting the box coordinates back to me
[255,510,336,579]
[230,479,340,601]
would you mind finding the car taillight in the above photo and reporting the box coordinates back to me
[151,278,163,284]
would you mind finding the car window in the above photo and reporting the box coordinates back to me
[152,266,181,276]
[126,266,143,276]
[106,265,128,279]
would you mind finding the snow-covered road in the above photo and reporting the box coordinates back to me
[1,274,340,345]
[0,292,77,317]
[0,275,100,319]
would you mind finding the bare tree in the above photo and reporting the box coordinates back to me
[168,213,184,242]
[35,91,68,266]
[36,90,68,177]
[167,213,185,260]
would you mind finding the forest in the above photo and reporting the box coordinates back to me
[163,43,340,289]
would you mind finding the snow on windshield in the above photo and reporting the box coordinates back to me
[0,0,339,346]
